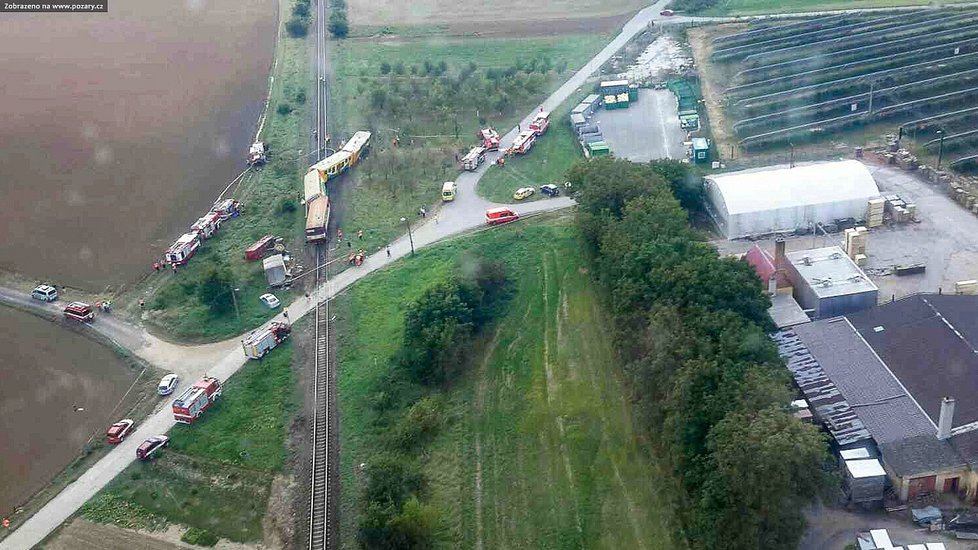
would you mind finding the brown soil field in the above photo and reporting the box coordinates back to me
[347,0,645,28]
[45,519,183,550]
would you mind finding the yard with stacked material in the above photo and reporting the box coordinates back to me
[689,9,978,174]
[334,214,681,549]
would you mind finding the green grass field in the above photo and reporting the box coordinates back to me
[135,0,312,342]
[327,34,608,259]
[700,0,954,15]
[335,214,681,548]
[83,342,297,543]
[477,92,587,204]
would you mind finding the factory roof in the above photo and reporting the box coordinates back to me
[786,246,878,299]
[705,160,880,216]
[780,295,978,475]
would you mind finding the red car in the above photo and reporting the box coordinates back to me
[136,435,170,461]
[485,207,520,225]
[105,419,135,444]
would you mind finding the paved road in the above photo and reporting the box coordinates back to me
[2,0,962,546]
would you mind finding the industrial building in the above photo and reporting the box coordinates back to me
[705,160,881,239]
[784,246,879,319]
[776,294,978,503]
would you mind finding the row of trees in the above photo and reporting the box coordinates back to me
[362,56,562,128]
[358,259,511,549]
[568,157,831,549]
[286,0,348,39]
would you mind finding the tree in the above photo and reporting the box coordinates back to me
[196,264,234,314]
[380,61,392,75]
[328,10,349,38]
[694,408,832,550]
[393,62,405,75]
[399,280,475,385]
[285,16,308,38]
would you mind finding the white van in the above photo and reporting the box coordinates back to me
[31,284,58,302]
[442,181,457,202]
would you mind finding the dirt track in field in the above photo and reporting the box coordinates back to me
[347,0,645,28]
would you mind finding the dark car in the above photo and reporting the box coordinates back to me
[136,435,170,461]
[540,184,561,197]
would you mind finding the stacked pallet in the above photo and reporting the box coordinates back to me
[843,227,868,265]
[956,280,978,295]
[867,198,885,228]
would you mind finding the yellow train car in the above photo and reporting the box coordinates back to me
[341,131,372,166]
[310,150,353,184]
[304,169,324,206]
[305,195,329,243]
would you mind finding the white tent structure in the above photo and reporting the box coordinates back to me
[705,160,881,239]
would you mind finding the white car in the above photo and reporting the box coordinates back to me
[31,284,58,302]
[158,374,179,396]
[260,293,281,309]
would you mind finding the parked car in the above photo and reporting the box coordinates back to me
[136,435,170,461]
[485,207,520,225]
[660,9,674,15]
[540,184,560,197]
[513,187,535,200]
[158,374,179,396]
[31,284,58,302]
[260,293,281,309]
[106,419,135,444]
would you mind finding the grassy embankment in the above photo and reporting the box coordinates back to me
[476,91,589,204]
[335,214,680,548]
[327,34,609,256]
[138,0,313,343]
[80,342,297,544]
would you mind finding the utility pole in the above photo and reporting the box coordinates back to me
[867,80,875,116]
[937,130,946,170]
[789,142,795,168]
[400,217,415,255]
[230,286,240,322]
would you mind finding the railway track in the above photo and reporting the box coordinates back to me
[308,244,332,550]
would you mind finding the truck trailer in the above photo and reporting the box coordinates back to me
[172,376,222,424]
[242,321,292,359]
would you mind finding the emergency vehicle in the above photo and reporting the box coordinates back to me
[529,111,551,135]
[510,130,536,155]
[478,128,501,151]
[461,146,487,171]
[242,321,292,359]
[191,211,222,239]
[64,302,95,322]
[172,376,222,424]
[165,232,201,265]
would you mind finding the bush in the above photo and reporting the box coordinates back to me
[380,62,392,75]
[279,197,297,214]
[196,264,234,315]
[285,16,308,38]
[181,526,220,547]
[276,102,293,116]
[328,10,349,38]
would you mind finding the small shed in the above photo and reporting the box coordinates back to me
[569,113,586,129]
[263,254,289,287]
[845,458,887,504]
[582,93,601,109]
[691,137,710,163]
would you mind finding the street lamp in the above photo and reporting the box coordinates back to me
[937,130,946,170]
[400,217,415,255]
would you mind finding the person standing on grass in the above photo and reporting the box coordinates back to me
[357,229,363,240]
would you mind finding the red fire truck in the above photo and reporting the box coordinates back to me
[510,130,536,155]
[529,111,551,135]
[165,232,200,266]
[191,211,222,239]
[242,321,292,359]
[172,376,222,424]
[478,128,501,151]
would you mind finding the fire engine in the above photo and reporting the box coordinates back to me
[529,111,551,135]
[478,128,501,151]
[172,376,222,424]
[64,302,95,322]
[510,130,536,155]
[191,211,222,239]
[460,146,487,171]
[242,321,292,359]
[165,232,201,265]
[248,141,268,166]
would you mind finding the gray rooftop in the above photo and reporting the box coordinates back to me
[786,246,878,299]
[769,293,810,328]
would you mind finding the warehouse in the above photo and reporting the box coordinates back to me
[775,295,978,503]
[705,160,881,239]
[784,246,878,319]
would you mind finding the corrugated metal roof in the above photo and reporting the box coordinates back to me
[705,160,880,216]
